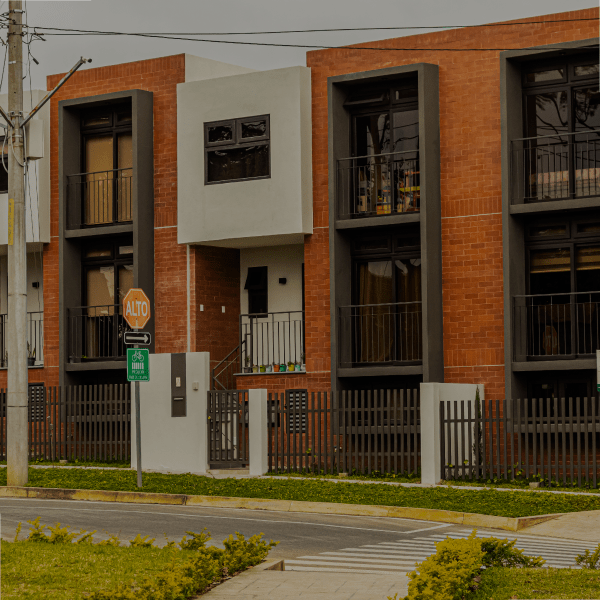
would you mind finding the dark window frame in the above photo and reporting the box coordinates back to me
[204,114,271,185]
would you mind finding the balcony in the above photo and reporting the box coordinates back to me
[0,312,44,367]
[513,292,600,361]
[338,302,422,368]
[67,304,131,363]
[337,151,420,220]
[66,168,132,229]
[511,130,600,204]
[239,311,305,373]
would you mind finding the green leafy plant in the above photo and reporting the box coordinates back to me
[479,535,545,568]
[179,528,211,551]
[129,534,156,548]
[575,542,600,569]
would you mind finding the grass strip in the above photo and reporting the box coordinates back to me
[3,468,600,517]
[1,542,189,600]
[471,567,600,599]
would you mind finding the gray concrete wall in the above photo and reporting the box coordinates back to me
[177,66,313,248]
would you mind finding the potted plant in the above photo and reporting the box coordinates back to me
[27,343,35,367]
[280,362,286,372]
[266,364,273,373]
[259,364,266,373]
[287,361,294,372]
[294,361,301,372]
[273,363,280,372]
[252,364,258,373]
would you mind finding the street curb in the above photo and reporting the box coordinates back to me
[0,486,562,532]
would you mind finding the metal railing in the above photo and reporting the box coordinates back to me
[337,150,420,219]
[239,311,305,372]
[211,341,245,390]
[338,302,422,367]
[0,385,131,461]
[67,168,133,228]
[67,304,131,362]
[513,292,600,360]
[0,311,44,367]
[266,388,420,476]
[441,397,599,488]
[511,130,600,203]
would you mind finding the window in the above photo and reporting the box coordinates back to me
[524,217,600,356]
[81,238,134,359]
[341,81,420,217]
[244,266,268,315]
[349,227,422,363]
[521,54,600,201]
[80,104,133,225]
[205,115,270,184]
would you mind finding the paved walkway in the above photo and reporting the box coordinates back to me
[525,509,600,543]
[202,568,408,600]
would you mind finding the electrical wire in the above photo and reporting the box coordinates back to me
[19,16,600,36]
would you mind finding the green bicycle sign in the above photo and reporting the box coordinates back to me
[127,348,150,382]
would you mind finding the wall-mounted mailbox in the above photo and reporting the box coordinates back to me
[171,353,187,417]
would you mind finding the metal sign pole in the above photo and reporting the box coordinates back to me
[135,342,142,488]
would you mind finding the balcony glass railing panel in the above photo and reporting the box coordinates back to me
[513,291,600,359]
[239,311,304,372]
[67,168,133,228]
[338,302,422,368]
[511,130,600,203]
[67,304,131,362]
[337,150,420,219]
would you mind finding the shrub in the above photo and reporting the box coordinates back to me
[403,533,484,600]
[179,528,211,551]
[479,535,545,568]
[575,542,600,569]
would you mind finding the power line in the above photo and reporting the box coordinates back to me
[18,16,599,37]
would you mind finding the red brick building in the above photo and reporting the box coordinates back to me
[6,8,599,409]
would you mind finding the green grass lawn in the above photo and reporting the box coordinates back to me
[472,567,600,599]
[1,542,189,600]
[3,468,600,518]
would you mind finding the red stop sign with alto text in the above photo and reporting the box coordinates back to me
[123,288,151,330]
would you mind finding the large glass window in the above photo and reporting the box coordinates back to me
[205,115,270,184]
[343,82,420,217]
[524,218,600,357]
[80,104,133,225]
[522,55,600,201]
[351,227,422,363]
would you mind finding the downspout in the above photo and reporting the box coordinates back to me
[186,243,191,353]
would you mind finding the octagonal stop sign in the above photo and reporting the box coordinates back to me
[123,288,151,330]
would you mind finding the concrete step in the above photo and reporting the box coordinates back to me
[208,468,250,476]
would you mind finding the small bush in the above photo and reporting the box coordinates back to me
[479,535,545,568]
[179,528,211,551]
[128,534,156,548]
[575,542,600,569]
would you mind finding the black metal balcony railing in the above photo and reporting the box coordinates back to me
[240,311,304,372]
[338,302,422,368]
[511,130,600,203]
[68,304,131,362]
[337,151,420,219]
[67,168,132,228]
[513,292,600,360]
[0,312,44,367]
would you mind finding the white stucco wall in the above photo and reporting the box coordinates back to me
[0,252,44,314]
[184,54,256,82]
[132,352,210,475]
[177,66,313,248]
[0,90,51,246]
[240,244,304,315]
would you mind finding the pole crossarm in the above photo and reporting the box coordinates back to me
[21,56,91,128]
[0,105,12,128]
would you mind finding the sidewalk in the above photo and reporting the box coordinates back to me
[524,509,600,543]
[201,568,408,600]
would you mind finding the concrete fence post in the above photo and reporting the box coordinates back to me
[420,382,484,486]
[248,388,268,476]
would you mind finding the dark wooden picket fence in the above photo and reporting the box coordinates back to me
[440,397,600,487]
[267,388,420,475]
[0,385,131,462]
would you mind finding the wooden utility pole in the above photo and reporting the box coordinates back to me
[6,0,28,487]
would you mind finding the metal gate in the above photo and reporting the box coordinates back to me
[207,390,249,468]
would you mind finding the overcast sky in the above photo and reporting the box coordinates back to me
[6,0,599,90]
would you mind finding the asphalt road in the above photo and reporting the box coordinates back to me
[0,497,453,558]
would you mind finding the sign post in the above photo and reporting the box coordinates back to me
[123,288,151,489]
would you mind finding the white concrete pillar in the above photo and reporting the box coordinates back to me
[248,388,268,476]
[420,382,483,485]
